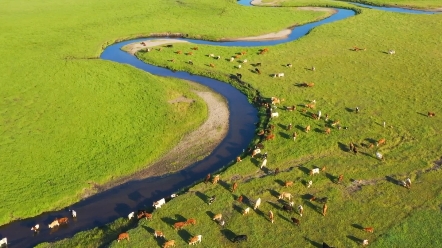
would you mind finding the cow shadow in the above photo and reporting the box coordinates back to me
[267,201,281,210]
[301,193,315,200]
[276,123,285,129]
[161,217,178,226]
[277,212,291,223]
[385,175,401,186]
[206,211,217,221]
[195,191,208,204]
[325,173,336,183]
[178,229,193,243]
[347,235,363,244]
[278,131,291,139]
[254,208,266,219]
[128,191,144,202]
[250,157,260,167]
[364,137,377,144]
[303,236,322,248]
[351,223,364,230]
[174,214,187,222]
[218,180,231,192]
[274,179,285,187]
[295,124,306,132]
[114,203,132,217]
[313,128,323,134]
[345,107,354,113]
[261,166,271,174]
[142,226,163,246]
[338,142,350,152]
[221,229,237,242]
[267,188,280,198]
[417,112,428,117]
[251,63,261,67]
[304,201,321,215]
[298,166,311,175]
[232,204,244,214]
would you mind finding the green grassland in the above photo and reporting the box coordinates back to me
[0,0,330,225]
[263,0,442,9]
[37,3,442,248]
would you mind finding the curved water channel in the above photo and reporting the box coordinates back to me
[0,2,438,247]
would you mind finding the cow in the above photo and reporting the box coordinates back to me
[117,232,129,242]
[186,218,197,225]
[127,211,135,220]
[254,198,262,210]
[271,112,279,118]
[204,173,211,184]
[155,230,165,239]
[31,224,40,232]
[325,128,331,135]
[173,222,186,230]
[285,181,293,187]
[286,105,296,111]
[188,60,193,65]
[405,178,412,189]
[364,227,374,233]
[241,51,247,55]
[305,125,311,133]
[251,148,261,158]
[230,57,235,62]
[232,182,238,192]
[209,63,215,68]
[213,213,223,221]
[260,159,268,169]
[58,217,69,225]
[137,210,147,219]
[212,175,220,184]
[208,195,216,205]
[291,217,300,226]
[275,168,280,175]
[298,205,304,217]
[310,168,320,176]
[376,152,384,160]
[236,73,242,79]
[269,211,274,223]
[338,174,344,184]
[377,138,386,146]
[70,209,77,218]
[331,120,340,127]
[242,59,248,63]
[185,51,193,55]
[312,66,316,71]
[265,134,275,141]
[48,220,59,229]
[293,132,297,141]
[307,180,313,188]
[278,192,293,201]
[282,205,293,213]
[0,238,7,247]
[243,207,250,215]
[163,240,175,248]
[144,213,153,221]
[287,123,292,130]
[208,54,214,57]
[322,204,328,216]
[388,50,395,54]
[232,235,248,243]
[217,219,226,227]
[153,198,166,209]
[176,50,182,54]
[255,68,261,74]
[428,112,436,117]
[237,64,242,69]
[289,201,295,207]
[363,239,369,246]
[189,235,202,245]
[191,47,198,50]
[215,56,221,59]
[286,63,292,68]
[273,73,284,78]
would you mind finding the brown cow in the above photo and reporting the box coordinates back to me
[331,120,340,127]
[176,51,182,54]
[144,213,153,221]
[185,218,197,225]
[57,217,69,225]
[236,156,242,162]
[285,181,293,187]
[154,230,165,238]
[191,47,198,50]
[322,204,328,216]
[269,211,274,223]
[325,128,331,135]
[163,240,175,248]
[428,112,436,117]
[265,134,275,141]
[305,103,315,109]
[237,195,243,203]
[377,138,386,146]
[338,174,344,184]
[212,174,220,184]
[232,182,238,192]
[291,217,300,226]
[173,222,186,230]
[213,213,222,221]
[117,232,129,242]
[363,227,374,233]
[209,63,215,68]
[204,173,211,184]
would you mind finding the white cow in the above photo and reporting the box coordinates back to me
[376,152,384,160]
[363,239,369,246]
[307,180,313,188]
[242,59,248,63]
[310,168,320,175]
[153,198,166,209]
[273,73,284,78]
[70,209,77,218]
[388,50,395,55]
[243,207,250,215]
[128,211,135,220]
[254,198,262,210]
[260,159,268,169]
[0,238,7,247]
[298,205,304,217]
[271,112,279,118]
[405,178,411,188]
[230,57,234,62]
[31,224,40,232]
[215,56,221,59]
[237,64,242,69]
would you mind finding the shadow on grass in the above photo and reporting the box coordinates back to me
[277,212,291,223]
[295,124,306,132]
[347,235,363,244]
[364,137,377,144]
[250,157,260,167]
[325,173,336,183]
[206,211,216,220]
[178,229,192,243]
[161,217,177,227]
[220,229,237,242]
[301,193,315,200]
[266,201,280,210]
[267,188,280,198]
[218,180,231,192]
[303,236,322,248]
[351,223,364,230]
[345,107,354,113]
[338,142,350,152]
[417,111,428,117]
[313,128,323,134]
[304,201,321,215]
[274,179,285,187]
[278,131,291,139]
[195,191,208,204]
[174,214,187,222]
[298,166,311,175]
[385,175,401,185]
[232,204,243,214]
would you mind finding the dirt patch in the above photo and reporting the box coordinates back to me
[123,39,189,55]
[346,178,380,194]
[82,85,229,198]
[168,95,195,104]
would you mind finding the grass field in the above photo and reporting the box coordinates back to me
[263,0,442,9]
[34,2,442,248]
[0,0,330,225]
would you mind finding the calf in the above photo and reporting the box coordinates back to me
[213,213,223,221]
[254,198,262,210]
[243,207,250,215]
[173,221,186,230]
[363,227,374,233]
[117,232,129,242]
[163,240,175,248]
[282,205,293,213]
[285,181,293,187]
[189,235,202,245]
[154,230,165,239]
[310,168,320,175]
[278,192,293,201]
[232,235,248,243]
[291,217,300,226]
[153,198,166,209]
[31,224,40,232]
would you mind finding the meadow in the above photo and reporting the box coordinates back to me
[0,0,329,226]
[35,1,442,247]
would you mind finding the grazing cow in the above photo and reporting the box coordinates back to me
[286,63,292,68]
[388,50,395,54]
[48,220,59,229]
[271,112,279,118]
[213,175,220,184]
[364,227,374,233]
[173,222,186,230]
[237,64,242,69]
[204,173,211,184]
[70,210,77,218]
[278,192,293,201]
[213,213,223,221]
[331,120,340,127]
[188,60,193,65]
[307,180,313,188]
[405,178,412,189]
[232,235,248,243]
[215,56,221,59]
[265,134,275,141]
[185,218,196,225]
[286,105,296,111]
[353,146,358,154]
[305,125,311,133]
[153,198,166,209]
[251,148,261,158]
[176,50,182,54]
[298,205,304,217]
[232,182,238,192]
[363,239,369,246]
[243,207,250,215]
[242,59,248,63]
[259,159,267,169]
[262,152,268,160]
[230,57,235,62]
[31,224,40,232]
[0,238,7,247]
[349,142,355,151]
[208,195,216,205]
[255,68,261,74]
[305,103,315,109]
[254,198,262,210]
[287,123,292,130]
[186,52,192,56]
[236,73,242,79]
[273,73,284,78]
[289,201,295,207]
[241,51,247,55]
[144,213,153,221]
[325,128,331,135]
[58,217,69,225]
[209,63,215,68]
[338,174,344,184]
[310,168,320,176]
[428,112,436,117]
[312,66,316,71]
[377,138,386,146]
[376,152,384,160]
[146,48,152,52]
[238,195,243,203]
[137,210,146,219]
[191,47,198,50]
[155,230,165,239]
[293,132,297,141]
[209,54,214,57]
[189,235,202,245]
[285,181,293,187]
[291,217,300,226]
[163,240,175,248]
[322,204,328,216]
[282,205,293,213]
[353,47,366,51]
[117,232,129,242]
[269,211,274,223]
